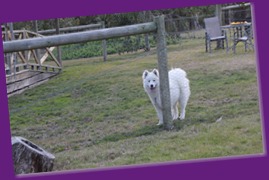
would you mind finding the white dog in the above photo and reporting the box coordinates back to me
[142,68,190,125]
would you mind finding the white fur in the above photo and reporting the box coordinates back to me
[142,68,190,125]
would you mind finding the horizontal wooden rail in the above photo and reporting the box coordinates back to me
[37,23,102,35]
[3,22,157,53]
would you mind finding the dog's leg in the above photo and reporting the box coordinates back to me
[151,97,163,125]
[156,107,163,125]
[156,110,163,125]
[172,104,179,120]
[179,107,186,120]
[179,87,190,120]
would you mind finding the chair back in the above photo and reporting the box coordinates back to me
[204,17,222,37]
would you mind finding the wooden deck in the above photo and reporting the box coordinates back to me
[6,69,59,97]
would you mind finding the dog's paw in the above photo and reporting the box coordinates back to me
[157,122,163,126]
[179,114,185,120]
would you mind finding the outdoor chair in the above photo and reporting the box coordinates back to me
[204,16,228,53]
[232,24,254,53]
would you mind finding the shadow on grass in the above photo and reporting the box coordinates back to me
[97,116,217,145]
[98,125,163,143]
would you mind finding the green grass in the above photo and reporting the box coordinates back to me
[8,39,263,172]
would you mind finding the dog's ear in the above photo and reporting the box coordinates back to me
[153,69,159,77]
[142,70,149,79]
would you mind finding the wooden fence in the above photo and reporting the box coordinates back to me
[3,15,173,130]
[37,23,102,35]
[3,22,157,53]
[37,22,108,61]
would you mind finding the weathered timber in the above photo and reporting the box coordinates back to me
[3,22,157,53]
[40,47,56,64]
[12,136,55,174]
[154,15,173,130]
[6,69,36,84]
[7,70,58,95]
[38,23,102,35]
[55,19,62,66]
[101,21,107,61]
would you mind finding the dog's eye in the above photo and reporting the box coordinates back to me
[148,80,150,83]
[153,80,155,82]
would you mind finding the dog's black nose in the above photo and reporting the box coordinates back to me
[150,84,154,88]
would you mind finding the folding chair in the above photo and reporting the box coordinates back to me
[204,16,228,53]
[232,24,254,53]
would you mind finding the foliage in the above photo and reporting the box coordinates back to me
[11,5,216,30]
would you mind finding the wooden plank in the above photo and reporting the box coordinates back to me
[45,47,61,67]
[55,19,62,66]
[8,78,50,97]
[7,71,57,94]
[30,49,39,64]
[25,33,32,61]
[32,22,42,60]
[6,70,40,84]
[40,47,55,64]
[26,63,62,73]
[17,52,27,63]
[18,33,22,40]
[37,23,102,35]
[26,50,31,61]
[3,22,157,53]
[25,30,43,37]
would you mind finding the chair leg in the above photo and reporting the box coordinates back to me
[233,40,237,54]
[205,38,208,52]
[225,38,228,53]
[249,39,254,51]
[244,41,248,52]
[205,32,208,53]
[209,41,212,53]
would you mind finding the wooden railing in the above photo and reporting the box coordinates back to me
[3,30,62,76]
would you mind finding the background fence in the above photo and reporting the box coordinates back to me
[2,4,251,59]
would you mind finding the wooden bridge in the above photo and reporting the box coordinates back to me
[2,21,104,97]
[3,28,62,96]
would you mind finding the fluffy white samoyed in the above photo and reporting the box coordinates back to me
[142,68,190,125]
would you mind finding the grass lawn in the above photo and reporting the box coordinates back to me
[8,38,264,172]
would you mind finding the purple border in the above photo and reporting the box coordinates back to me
[1,0,268,180]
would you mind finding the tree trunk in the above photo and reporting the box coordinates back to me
[12,136,55,174]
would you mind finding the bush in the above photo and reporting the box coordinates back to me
[58,34,179,60]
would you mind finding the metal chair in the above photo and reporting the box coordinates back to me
[232,24,254,53]
[204,17,228,53]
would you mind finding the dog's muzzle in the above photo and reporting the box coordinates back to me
[150,85,156,90]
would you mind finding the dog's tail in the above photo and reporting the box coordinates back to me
[170,68,191,100]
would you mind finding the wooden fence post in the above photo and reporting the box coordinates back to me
[8,23,17,76]
[144,34,150,51]
[101,21,107,61]
[4,23,11,75]
[55,19,62,67]
[33,20,41,61]
[154,15,173,130]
